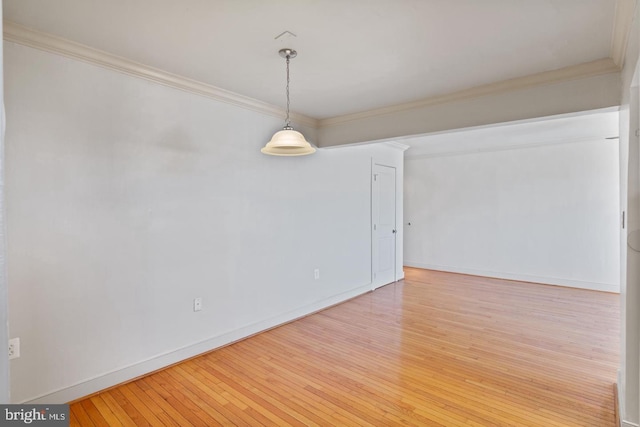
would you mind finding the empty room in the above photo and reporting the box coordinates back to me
[0,1,639,426]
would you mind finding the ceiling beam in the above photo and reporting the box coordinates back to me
[318,59,619,130]
[317,70,621,147]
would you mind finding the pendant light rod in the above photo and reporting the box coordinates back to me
[279,48,297,129]
[285,54,291,128]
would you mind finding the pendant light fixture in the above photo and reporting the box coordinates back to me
[262,48,316,156]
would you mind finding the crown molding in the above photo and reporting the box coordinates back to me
[611,0,638,68]
[319,58,620,128]
[3,21,318,129]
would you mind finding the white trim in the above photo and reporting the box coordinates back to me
[2,21,318,129]
[404,261,619,293]
[616,381,640,427]
[618,372,625,427]
[22,282,372,404]
[611,0,638,68]
[319,58,620,128]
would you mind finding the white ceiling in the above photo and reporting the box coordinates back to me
[3,0,618,120]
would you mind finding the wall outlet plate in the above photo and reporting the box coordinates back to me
[8,338,19,360]
[194,298,202,312]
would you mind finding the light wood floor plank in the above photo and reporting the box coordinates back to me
[71,403,96,427]
[115,384,167,426]
[90,395,129,427]
[80,399,111,427]
[70,268,619,426]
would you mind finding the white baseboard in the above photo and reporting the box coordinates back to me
[618,381,640,427]
[618,372,625,427]
[24,283,372,404]
[403,261,619,293]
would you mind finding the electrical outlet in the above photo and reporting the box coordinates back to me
[314,269,320,280]
[8,338,19,360]
[193,298,202,312]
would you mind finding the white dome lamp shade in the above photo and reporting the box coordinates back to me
[262,49,316,156]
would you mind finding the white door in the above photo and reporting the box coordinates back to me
[372,164,396,289]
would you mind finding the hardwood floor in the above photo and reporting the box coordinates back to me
[70,268,620,426]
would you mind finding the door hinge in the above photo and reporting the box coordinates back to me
[373,224,377,231]
[623,211,626,229]
[373,174,378,181]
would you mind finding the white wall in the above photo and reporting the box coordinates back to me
[404,133,620,292]
[0,3,10,404]
[619,1,640,424]
[3,41,404,403]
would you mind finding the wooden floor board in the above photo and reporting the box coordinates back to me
[70,268,619,426]
[71,404,96,427]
